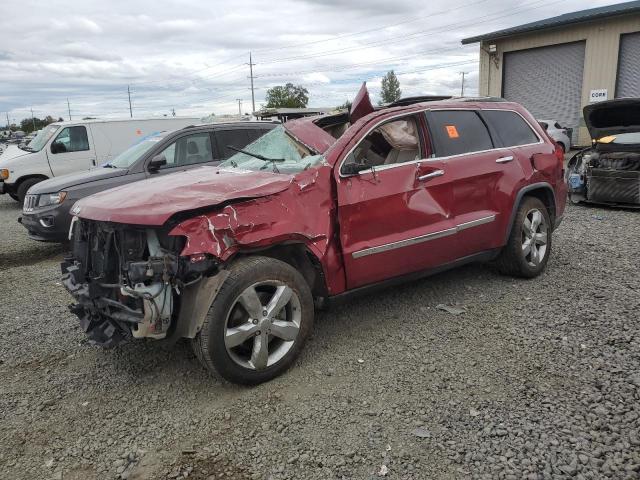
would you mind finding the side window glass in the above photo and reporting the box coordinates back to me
[215,129,251,159]
[51,126,89,154]
[247,129,264,143]
[427,111,493,157]
[158,133,213,169]
[483,110,539,147]
[342,116,421,172]
[157,142,177,168]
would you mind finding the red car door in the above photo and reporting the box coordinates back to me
[335,113,457,289]
[425,109,526,257]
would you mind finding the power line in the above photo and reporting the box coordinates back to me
[253,0,492,55]
[257,0,559,65]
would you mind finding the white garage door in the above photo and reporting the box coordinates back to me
[616,31,640,98]
[503,42,586,144]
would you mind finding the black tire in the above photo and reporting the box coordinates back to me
[495,197,552,278]
[9,193,20,202]
[192,256,314,385]
[16,178,43,204]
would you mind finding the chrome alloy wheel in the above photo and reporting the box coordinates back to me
[521,208,548,267]
[224,281,302,371]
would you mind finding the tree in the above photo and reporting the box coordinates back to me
[265,83,309,108]
[18,115,59,133]
[337,100,352,110]
[379,70,401,105]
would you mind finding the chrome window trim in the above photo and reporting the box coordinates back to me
[338,107,544,179]
[352,214,496,259]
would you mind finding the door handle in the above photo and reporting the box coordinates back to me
[91,158,96,166]
[417,169,444,181]
[496,156,514,163]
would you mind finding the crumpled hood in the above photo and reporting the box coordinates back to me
[73,166,293,225]
[0,145,31,165]
[30,166,128,194]
[584,99,640,139]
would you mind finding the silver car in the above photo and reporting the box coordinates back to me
[539,119,571,152]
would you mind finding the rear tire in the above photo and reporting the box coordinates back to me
[16,178,44,204]
[495,197,551,278]
[192,256,314,385]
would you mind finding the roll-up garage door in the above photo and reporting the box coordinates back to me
[616,32,640,98]
[503,41,585,145]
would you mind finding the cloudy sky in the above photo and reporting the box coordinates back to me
[0,0,621,123]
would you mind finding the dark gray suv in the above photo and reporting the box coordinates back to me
[19,122,276,242]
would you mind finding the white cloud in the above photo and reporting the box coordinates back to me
[0,0,620,121]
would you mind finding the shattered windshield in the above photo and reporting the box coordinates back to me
[25,124,59,152]
[219,125,323,174]
[107,132,167,169]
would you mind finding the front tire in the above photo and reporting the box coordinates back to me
[495,197,551,278]
[16,178,43,204]
[9,193,20,202]
[192,256,314,385]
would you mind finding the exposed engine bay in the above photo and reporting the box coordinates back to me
[567,150,640,206]
[61,219,218,347]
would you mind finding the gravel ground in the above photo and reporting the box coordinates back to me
[0,192,639,480]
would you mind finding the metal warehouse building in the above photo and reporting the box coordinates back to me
[462,1,640,146]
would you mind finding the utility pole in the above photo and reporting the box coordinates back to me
[67,98,72,121]
[5,112,9,129]
[459,71,469,97]
[171,108,176,117]
[127,85,133,118]
[30,108,36,131]
[236,99,243,117]
[247,52,256,115]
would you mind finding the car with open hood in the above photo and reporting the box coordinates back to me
[566,98,640,207]
[18,122,276,242]
[61,84,566,385]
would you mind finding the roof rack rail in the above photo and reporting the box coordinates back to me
[455,96,507,102]
[388,96,452,107]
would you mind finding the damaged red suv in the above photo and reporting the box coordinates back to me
[62,85,567,384]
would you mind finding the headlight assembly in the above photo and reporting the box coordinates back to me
[37,191,67,207]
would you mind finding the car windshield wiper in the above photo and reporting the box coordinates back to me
[226,145,285,163]
[102,163,118,168]
[19,145,34,152]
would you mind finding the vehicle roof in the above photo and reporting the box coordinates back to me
[185,121,279,130]
[289,96,523,127]
[47,116,203,128]
[284,97,533,155]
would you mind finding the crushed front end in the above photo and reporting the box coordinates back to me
[61,219,218,347]
[567,149,640,206]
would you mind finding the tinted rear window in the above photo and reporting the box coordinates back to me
[428,110,493,157]
[483,110,539,147]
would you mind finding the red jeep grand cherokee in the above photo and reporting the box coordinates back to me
[62,85,567,384]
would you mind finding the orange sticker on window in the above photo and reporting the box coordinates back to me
[446,125,459,138]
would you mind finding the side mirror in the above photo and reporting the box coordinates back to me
[51,141,66,154]
[148,154,167,172]
[341,162,370,176]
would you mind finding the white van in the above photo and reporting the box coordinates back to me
[0,117,201,202]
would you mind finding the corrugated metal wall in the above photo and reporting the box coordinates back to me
[616,31,640,98]
[503,42,585,144]
[477,14,640,145]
